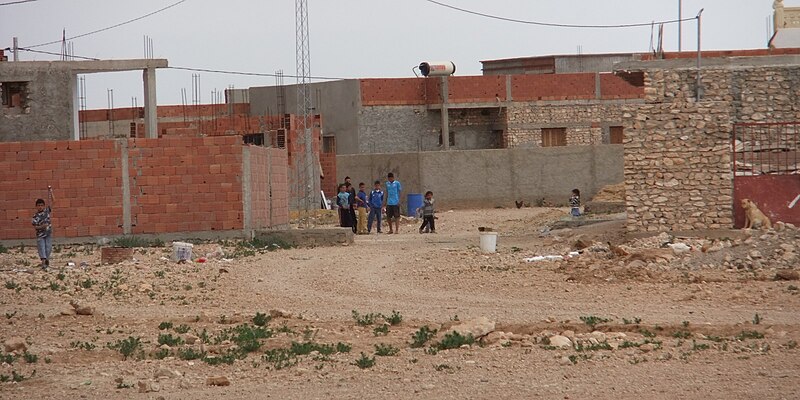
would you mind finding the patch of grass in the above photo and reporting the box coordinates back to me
[79,279,95,289]
[580,315,610,328]
[619,340,641,349]
[177,348,205,361]
[574,341,612,352]
[48,281,63,291]
[735,330,764,340]
[253,312,271,327]
[203,353,237,366]
[354,352,375,369]
[410,326,438,348]
[0,353,18,364]
[22,352,38,364]
[706,335,726,343]
[672,331,692,339]
[157,333,183,347]
[108,336,143,360]
[70,341,96,351]
[230,324,273,354]
[158,321,173,331]
[154,348,171,359]
[433,331,474,351]
[622,317,642,325]
[116,382,134,389]
[352,310,379,326]
[336,342,352,353]
[692,340,710,351]
[374,343,400,356]
[373,324,389,336]
[385,310,403,325]
[0,244,7,254]
[173,324,191,334]
[263,348,298,370]
[434,363,454,371]
[752,313,762,325]
[682,321,690,328]
[4,281,19,290]
[154,270,165,279]
[277,323,295,334]
[112,236,159,248]
[639,329,656,338]
[56,272,66,281]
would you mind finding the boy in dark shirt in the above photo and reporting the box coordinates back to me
[367,180,384,233]
[32,186,55,271]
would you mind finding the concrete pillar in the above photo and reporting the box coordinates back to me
[595,73,602,100]
[242,146,252,232]
[440,76,449,151]
[71,74,80,141]
[119,140,132,235]
[143,68,158,138]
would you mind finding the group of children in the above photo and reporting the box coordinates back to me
[336,173,436,235]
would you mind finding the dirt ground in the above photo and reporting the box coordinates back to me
[0,208,798,399]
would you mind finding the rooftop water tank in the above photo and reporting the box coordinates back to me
[419,61,456,77]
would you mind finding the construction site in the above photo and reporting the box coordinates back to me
[0,1,799,399]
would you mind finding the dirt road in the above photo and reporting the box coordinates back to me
[0,208,798,399]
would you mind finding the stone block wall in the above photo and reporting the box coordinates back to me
[623,64,800,232]
[505,101,633,147]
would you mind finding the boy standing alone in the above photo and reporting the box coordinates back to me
[32,186,55,271]
[418,191,436,234]
[383,172,402,234]
[367,180,384,233]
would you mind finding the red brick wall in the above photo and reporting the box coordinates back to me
[319,151,337,196]
[599,73,644,99]
[128,136,244,234]
[0,140,123,239]
[360,78,427,106]
[512,73,596,101]
[79,104,252,123]
[0,136,289,241]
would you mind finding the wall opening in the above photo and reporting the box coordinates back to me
[322,135,336,154]
[610,126,624,144]
[243,133,265,146]
[542,128,567,147]
[1,81,28,108]
[438,129,455,147]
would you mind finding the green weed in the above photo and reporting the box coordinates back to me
[374,343,400,356]
[433,331,474,350]
[354,352,375,369]
[385,310,403,325]
[157,333,183,347]
[580,315,610,328]
[4,281,19,290]
[158,321,173,330]
[410,326,438,348]
[22,352,37,363]
[108,337,143,360]
[373,324,389,336]
[253,312,271,327]
[352,310,379,326]
[736,330,764,340]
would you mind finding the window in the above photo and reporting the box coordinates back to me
[1,81,28,108]
[243,133,265,146]
[322,136,336,154]
[541,128,566,147]
[610,126,624,144]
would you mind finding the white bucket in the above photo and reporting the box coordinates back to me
[479,232,498,253]
[172,242,194,261]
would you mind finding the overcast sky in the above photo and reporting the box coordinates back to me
[1,0,781,108]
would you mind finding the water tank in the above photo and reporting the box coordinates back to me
[419,61,456,77]
[407,193,424,217]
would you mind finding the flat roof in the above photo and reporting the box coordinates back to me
[0,59,168,74]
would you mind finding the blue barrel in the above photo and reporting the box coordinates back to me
[407,193,424,217]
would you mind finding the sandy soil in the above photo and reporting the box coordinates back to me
[0,208,798,399]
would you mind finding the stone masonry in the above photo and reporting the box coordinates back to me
[621,59,800,233]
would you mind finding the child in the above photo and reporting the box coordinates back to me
[345,182,357,233]
[337,184,353,228]
[367,180,384,233]
[418,191,436,234]
[32,186,55,271]
[356,182,369,234]
[569,188,581,217]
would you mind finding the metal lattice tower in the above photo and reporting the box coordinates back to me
[295,0,316,225]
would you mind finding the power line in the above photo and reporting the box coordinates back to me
[16,47,99,60]
[26,0,187,48]
[425,0,696,28]
[0,0,37,6]
[169,66,342,81]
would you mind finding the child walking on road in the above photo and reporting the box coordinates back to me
[418,191,436,234]
[32,186,55,271]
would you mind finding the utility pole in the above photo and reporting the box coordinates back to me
[696,8,704,102]
[12,37,19,61]
[678,0,683,52]
[296,0,315,220]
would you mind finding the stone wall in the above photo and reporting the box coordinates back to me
[622,63,800,233]
[505,101,635,147]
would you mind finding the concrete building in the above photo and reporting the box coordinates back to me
[0,58,166,142]
[480,53,643,75]
[770,0,800,48]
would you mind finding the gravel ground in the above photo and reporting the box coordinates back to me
[0,208,798,399]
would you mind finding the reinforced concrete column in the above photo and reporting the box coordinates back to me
[119,139,132,235]
[440,76,449,151]
[143,68,158,138]
[71,74,80,141]
[242,146,253,232]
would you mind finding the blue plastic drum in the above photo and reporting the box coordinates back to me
[407,193,424,217]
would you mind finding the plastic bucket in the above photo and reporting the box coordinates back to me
[172,242,194,261]
[479,232,498,253]
[407,193,424,217]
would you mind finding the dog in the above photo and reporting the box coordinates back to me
[741,199,772,230]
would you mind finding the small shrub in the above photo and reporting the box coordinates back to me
[0,353,18,364]
[373,324,389,336]
[4,281,18,290]
[434,363,453,371]
[80,279,95,289]
[336,342,352,353]
[174,324,191,334]
[253,312,271,327]
[158,321,173,331]
[672,331,692,339]
[263,348,297,370]
[157,333,183,347]
[22,352,38,364]
[154,348,171,359]
[177,348,205,360]
[70,341,96,351]
[354,352,375,369]
[579,315,610,327]
[203,353,237,365]
[0,244,7,254]
[385,310,403,325]
[108,337,143,360]
[410,326,438,348]
[692,340,710,351]
[574,341,612,352]
[434,331,474,350]
[352,310,378,326]
[736,330,764,340]
[374,343,400,356]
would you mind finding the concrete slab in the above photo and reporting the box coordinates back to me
[254,228,354,248]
